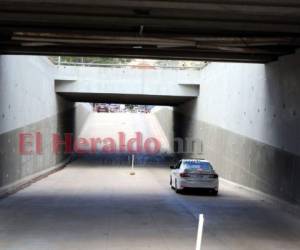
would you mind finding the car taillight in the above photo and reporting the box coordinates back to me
[210,174,218,178]
[180,173,190,178]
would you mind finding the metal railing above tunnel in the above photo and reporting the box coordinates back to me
[51,57,208,70]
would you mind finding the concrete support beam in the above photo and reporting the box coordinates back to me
[55,65,199,105]
[56,81,199,105]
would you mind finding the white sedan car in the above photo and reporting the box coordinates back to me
[170,159,219,195]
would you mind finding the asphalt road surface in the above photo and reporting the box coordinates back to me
[1,160,300,250]
[78,112,171,154]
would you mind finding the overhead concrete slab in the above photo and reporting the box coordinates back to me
[55,65,199,105]
[55,81,198,105]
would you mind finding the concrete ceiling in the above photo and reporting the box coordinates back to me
[1,0,300,63]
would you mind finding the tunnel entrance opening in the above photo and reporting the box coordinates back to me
[73,102,176,166]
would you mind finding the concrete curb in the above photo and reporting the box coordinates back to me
[0,157,71,199]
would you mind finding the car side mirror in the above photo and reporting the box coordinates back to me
[170,165,175,169]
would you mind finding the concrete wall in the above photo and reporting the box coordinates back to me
[0,56,74,195]
[151,106,174,153]
[74,102,93,138]
[175,52,300,205]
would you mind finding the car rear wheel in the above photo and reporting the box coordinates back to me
[175,180,181,193]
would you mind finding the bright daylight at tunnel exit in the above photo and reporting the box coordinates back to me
[1,1,300,250]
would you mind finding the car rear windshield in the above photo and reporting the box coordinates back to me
[182,161,212,172]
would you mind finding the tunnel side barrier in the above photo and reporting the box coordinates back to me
[0,55,75,197]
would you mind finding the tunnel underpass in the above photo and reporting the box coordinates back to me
[1,1,300,249]
[1,55,300,250]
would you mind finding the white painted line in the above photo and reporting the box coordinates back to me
[196,214,204,250]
